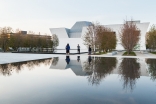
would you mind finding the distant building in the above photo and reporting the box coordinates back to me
[50,21,150,51]
[9,31,51,40]
[50,21,92,50]
[19,31,27,35]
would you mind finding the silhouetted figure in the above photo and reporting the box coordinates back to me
[88,45,92,55]
[77,56,80,62]
[65,56,70,64]
[66,43,70,55]
[88,56,92,64]
[77,44,80,54]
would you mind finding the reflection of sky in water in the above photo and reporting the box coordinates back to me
[0,56,156,104]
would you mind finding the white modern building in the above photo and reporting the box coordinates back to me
[50,21,149,52]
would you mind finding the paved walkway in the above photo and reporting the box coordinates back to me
[135,51,156,58]
[81,51,156,58]
[0,51,156,64]
[0,53,55,64]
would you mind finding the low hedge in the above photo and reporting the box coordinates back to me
[123,51,136,56]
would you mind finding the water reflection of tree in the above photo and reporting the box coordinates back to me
[119,58,140,92]
[0,58,52,76]
[83,57,117,85]
[146,59,156,81]
[0,64,12,76]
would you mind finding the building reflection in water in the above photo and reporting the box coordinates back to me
[51,57,59,66]
[83,57,117,85]
[119,58,140,92]
[50,56,152,91]
[146,59,156,81]
[0,58,52,76]
[50,56,92,76]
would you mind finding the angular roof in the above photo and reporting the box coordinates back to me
[70,21,92,33]
[69,21,92,38]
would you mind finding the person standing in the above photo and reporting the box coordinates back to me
[66,43,70,55]
[88,45,92,55]
[77,44,80,54]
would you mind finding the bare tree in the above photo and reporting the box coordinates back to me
[51,34,59,53]
[96,26,116,52]
[9,29,23,51]
[83,22,116,53]
[0,27,13,52]
[120,20,140,54]
[146,25,156,51]
[83,22,99,52]
[0,26,57,53]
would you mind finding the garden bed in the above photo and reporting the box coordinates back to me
[123,52,136,56]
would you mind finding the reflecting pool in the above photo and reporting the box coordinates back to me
[0,56,156,104]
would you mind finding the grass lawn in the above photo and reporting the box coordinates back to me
[123,51,136,56]
[151,52,156,54]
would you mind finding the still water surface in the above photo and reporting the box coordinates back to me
[0,56,156,104]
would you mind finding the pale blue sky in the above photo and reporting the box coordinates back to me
[0,0,156,35]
